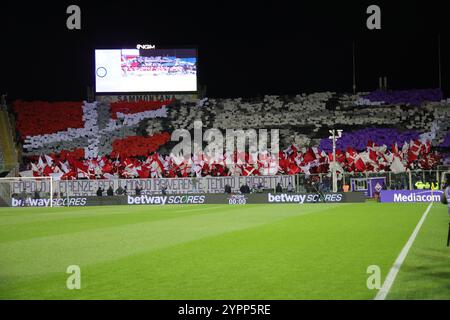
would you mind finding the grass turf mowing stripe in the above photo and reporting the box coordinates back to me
[0,205,227,227]
[375,202,433,300]
[0,205,232,242]
[386,202,450,300]
[0,204,339,278]
[0,202,426,299]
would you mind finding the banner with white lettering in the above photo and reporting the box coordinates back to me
[10,176,295,197]
[380,190,444,203]
[7,192,365,207]
[96,94,197,103]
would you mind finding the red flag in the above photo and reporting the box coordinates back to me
[288,163,300,175]
[355,158,366,172]
[335,150,346,163]
[392,142,399,155]
[43,165,54,176]
[410,139,422,155]
[408,150,418,163]
[137,168,150,179]
[369,150,378,162]
[291,145,298,157]
[303,148,316,163]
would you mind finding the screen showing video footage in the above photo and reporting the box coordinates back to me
[95,48,197,93]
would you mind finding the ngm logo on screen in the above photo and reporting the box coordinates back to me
[136,44,155,49]
[95,47,197,93]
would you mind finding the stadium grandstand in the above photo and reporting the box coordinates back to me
[1,89,448,187]
[2,1,450,303]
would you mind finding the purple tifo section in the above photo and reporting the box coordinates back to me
[319,128,420,152]
[363,88,443,106]
[442,154,450,166]
[440,131,450,148]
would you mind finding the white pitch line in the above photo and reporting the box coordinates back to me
[374,202,433,300]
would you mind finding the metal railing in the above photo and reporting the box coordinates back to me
[294,169,448,194]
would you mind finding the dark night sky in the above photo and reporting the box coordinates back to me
[1,1,449,101]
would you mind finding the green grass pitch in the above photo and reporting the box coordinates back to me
[0,202,449,299]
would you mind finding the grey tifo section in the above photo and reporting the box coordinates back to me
[23,137,90,156]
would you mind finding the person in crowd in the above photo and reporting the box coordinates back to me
[20,189,28,206]
[96,187,103,197]
[374,191,381,202]
[33,189,41,200]
[443,180,449,190]
[256,182,263,193]
[107,186,114,196]
[275,183,283,193]
[431,181,439,190]
[415,180,424,190]
[287,182,294,193]
[338,180,343,192]
[135,185,143,196]
[240,183,250,194]
[191,177,198,193]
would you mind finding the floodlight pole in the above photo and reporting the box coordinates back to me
[329,129,343,193]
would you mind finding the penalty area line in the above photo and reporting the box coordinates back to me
[374,202,433,300]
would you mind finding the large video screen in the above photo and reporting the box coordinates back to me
[95,48,197,93]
